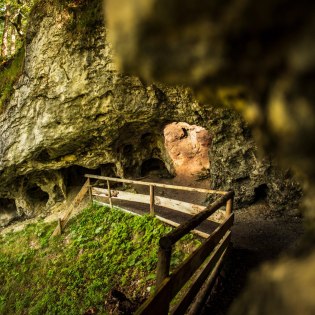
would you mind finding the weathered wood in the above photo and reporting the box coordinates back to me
[156,246,172,288]
[57,218,62,235]
[187,245,230,315]
[172,237,230,315]
[85,174,227,195]
[135,227,232,315]
[88,178,92,201]
[91,187,207,216]
[155,215,210,239]
[150,185,155,216]
[159,191,234,249]
[107,180,113,208]
[51,179,89,237]
[225,196,233,217]
[91,202,210,239]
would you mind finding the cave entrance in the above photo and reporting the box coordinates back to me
[100,163,117,178]
[62,165,101,187]
[0,198,18,226]
[254,184,269,203]
[0,198,17,213]
[26,184,49,204]
[141,158,169,177]
[163,122,211,181]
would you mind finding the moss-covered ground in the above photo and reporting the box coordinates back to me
[0,203,201,314]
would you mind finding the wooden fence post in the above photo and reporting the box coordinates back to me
[57,218,62,234]
[225,196,233,218]
[87,178,92,201]
[155,245,172,314]
[156,246,172,288]
[107,180,113,208]
[150,185,155,216]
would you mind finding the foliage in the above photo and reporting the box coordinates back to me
[0,0,36,59]
[0,45,24,111]
[0,204,201,314]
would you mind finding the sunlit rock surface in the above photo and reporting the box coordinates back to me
[0,0,300,221]
[104,0,315,314]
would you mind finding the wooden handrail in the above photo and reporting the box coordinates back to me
[159,191,234,249]
[84,174,228,195]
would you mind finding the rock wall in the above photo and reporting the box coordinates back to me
[102,0,315,314]
[0,0,300,224]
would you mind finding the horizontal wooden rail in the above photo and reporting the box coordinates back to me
[135,228,232,315]
[91,187,206,215]
[85,174,227,195]
[52,179,90,237]
[159,191,234,249]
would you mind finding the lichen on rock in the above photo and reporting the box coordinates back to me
[0,0,301,223]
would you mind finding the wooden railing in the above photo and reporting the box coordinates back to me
[136,191,234,315]
[51,179,90,237]
[52,174,234,313]
[84,175,234,314]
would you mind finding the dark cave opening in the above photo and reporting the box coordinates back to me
[62,165,100,187]
[0,198,17,213]
[140,158,169,177]
[254,184,269,202]
[0,198,18,226]
[62,164,117,188]
[26,184,49,204]
[100,163,117,178]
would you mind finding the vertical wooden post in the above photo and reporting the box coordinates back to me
[107,180,113,208]
[150,185,155,216]
[57,218,62,235]
[156,245,172,288]
[225,196,233,217]
[87,178,92,201]
[155,245,172,314]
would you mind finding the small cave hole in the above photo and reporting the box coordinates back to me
[100,163,117,177]
[180,128,188,139]
[141,158,170,177]
[254,184,268,202]
[123,144,133,155]
[0,198,17,213]
[62,165,101,187]
[26,185,49,204]
[53,185,65,202]
[36,149,51,162]
[0,198,18,226]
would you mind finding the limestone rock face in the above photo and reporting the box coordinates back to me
[103,0,315,314]
[0,0,300,221]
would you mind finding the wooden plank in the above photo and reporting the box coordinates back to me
[93,201,210,239]
[172,238,229,315]
[85,174,227,195]
[155,216,210,239]
[91,187,207,216]
[156,246,172,288]
[159,192,234,248]
[150,185,155,215]
[225,197,233,217]
[107,180,113,208]
[135,229,232,315]
[187,245,230,315]
[165,216,233,300]
[93,200,142,217]
[51,179,89,237]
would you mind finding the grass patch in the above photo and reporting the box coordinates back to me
[0,204,201,314]
[0,47,25,113]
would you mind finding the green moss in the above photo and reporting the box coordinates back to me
[0,47,25,113]
[0,204,201,314]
